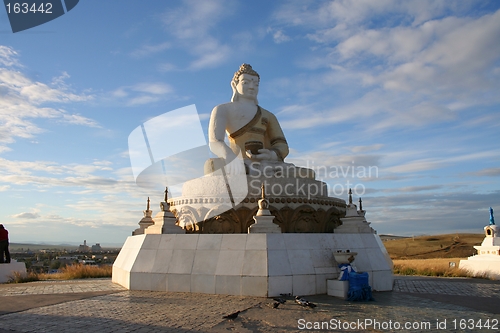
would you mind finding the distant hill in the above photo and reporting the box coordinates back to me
[383,233,484,259]
[379,234,410,241]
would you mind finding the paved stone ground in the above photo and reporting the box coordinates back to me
[0,276,498,332]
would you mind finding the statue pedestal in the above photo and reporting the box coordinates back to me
[248,215,281,233]
[0,261,27,283]
[112,233,393,296]
[146,204,184,235]
[169,174,346,233]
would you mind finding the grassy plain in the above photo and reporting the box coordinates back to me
[8,264,112,283]
[383,233,483,259]
[383,233,487,278]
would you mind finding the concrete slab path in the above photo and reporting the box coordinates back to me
[0,276,498,332]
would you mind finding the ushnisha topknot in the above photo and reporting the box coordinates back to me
[233,63,260,82]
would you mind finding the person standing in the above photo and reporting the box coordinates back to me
[0,224,10,263]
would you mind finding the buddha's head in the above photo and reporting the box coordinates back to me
[231,63,260,103]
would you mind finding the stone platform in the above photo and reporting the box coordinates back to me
[1,277,500,332]
[112,233,393,296]
[0,261,27,283]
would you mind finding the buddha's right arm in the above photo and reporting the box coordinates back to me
[208,106,236,160]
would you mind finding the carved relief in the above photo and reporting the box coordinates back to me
[202,206,240,234]
[172,206,200,233]
[270,206,295,233]
[290,205,317,233]
[173,202,345,234]
[237,206,259,232]
[324,207,343,233]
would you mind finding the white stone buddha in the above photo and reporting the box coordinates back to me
[207,64,313,179]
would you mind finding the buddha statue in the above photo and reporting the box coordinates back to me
[207,64,312,179]
[169,64,344,233]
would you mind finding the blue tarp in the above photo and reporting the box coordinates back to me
[347,272,375,301]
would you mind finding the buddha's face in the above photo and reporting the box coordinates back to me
[234,73,259,100]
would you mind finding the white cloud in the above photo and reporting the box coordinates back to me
[130,42,171,58]
[350,144,383,153]
[132,82,173,95]
[162,0,230,39]
[384,150,500,174]
[161,0,235,69]
[467,167,500,177]
[0,46,97,152]
[0,157,119,180]
[189,39,231,70]
[396,185,444,192]
[12,212,40,219]
[269,3,500,133]
[61,113,100,128]
[0,69,90,104]
[0,46,21,67]
[128,95,160,106]
[267,28,291,44]
[109,82,174,106]
[0,154,157,236]
[274,0,476,36]
[51,71,71,88]
[364,190,500,236]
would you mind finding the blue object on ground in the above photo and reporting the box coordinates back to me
[347,272,375,301]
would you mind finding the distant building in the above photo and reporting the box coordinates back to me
[77,240,103,252]
[79,259,97,266]
[57,256,79,265]
[78,240,90,252]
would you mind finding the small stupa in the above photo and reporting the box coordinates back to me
[132,197,154,235]
[248,183,281,233]
[460,207,500,279]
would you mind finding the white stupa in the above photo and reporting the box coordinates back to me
[460,207,500,279]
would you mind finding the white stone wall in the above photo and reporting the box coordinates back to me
[112,233,393,296]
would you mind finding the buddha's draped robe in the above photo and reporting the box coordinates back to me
[228,106,289,161]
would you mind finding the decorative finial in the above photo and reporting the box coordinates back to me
[258,183,269,210]
[164,187,169,202]
[348,188,353,205]
[358,197,363,211]
[490,207,495,225]
[147,197,150,211]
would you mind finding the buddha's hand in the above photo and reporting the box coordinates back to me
[246,148,278,161]
[224,154,245,175]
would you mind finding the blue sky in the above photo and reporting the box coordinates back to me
[0,0,499,245]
